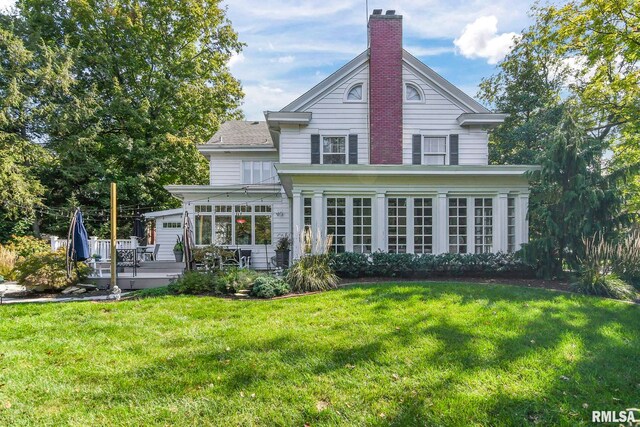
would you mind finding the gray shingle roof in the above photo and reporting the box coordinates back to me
[205,120,273,146]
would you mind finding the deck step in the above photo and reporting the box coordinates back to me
[233,292,250,298]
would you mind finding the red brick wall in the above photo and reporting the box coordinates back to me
[369,14,403,165]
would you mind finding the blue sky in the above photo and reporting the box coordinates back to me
[0,0,537,120]
[224,0,536,120]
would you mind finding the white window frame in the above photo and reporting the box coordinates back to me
[422,135,448,165]
[405,82,424,103]
[242,161,278,184]
[474,198,493,253]
[193,204,273,247]
[507,197,516,253]
[162,222,181,229]
[413,198,434,254]
[448,197,468,253]
[387,197,408,254]
[321,135,348,165]
[343,81,367,103]
[326,197,347,253]
[352,197,373,254]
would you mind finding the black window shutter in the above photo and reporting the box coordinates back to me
[348,134,358,164]
[449,134,459,165]
[412,134,422,165]
[311,134,320,164]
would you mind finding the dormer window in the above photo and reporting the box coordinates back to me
[345,83,364,102]
[405,83,422,102]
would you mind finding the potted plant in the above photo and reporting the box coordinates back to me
[173,236,184,262]
[274,235,291,268]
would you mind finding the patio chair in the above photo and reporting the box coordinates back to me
[240,249,252,269]
[220,249,241,269]
[142,244,160,261]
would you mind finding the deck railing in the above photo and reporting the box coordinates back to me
[50,236,138,260]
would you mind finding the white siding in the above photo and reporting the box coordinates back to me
[154,214,184,261]
[278,61,490,166]
[210,152,279,186]
[280,64,370,164]
[402,64,488,166]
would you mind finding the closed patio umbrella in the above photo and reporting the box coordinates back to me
[66,208,90,277]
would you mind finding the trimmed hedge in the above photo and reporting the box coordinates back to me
[330,251,534,279]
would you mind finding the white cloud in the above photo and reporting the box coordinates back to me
[228,52,245,69]
[273,55,295,64]
[241,84,303,120]
[454,16,520,64]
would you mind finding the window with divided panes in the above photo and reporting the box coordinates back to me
[352,198,372,253]
[326,198,346,252]
[474,198,493,253]
[448,198,467,253]
[413,198,433,254]
[388,198,407,253]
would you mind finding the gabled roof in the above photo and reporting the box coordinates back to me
[205,120,273,146]
[279,49,491,114]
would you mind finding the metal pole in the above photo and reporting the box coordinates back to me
[110,182,117,289]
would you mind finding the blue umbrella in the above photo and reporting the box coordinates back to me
[68,209,90,262]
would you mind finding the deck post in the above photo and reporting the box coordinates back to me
[110,183,117,289]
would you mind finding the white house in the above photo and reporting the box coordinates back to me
[158,10,535,267]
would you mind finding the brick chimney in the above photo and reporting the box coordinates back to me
[369,10,403,165]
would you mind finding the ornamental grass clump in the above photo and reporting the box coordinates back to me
[573,233,637,301]
[286,228,339,293]
[0,245,18,280]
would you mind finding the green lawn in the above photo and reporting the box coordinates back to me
[1,283,638,426]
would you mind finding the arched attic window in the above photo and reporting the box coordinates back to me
[405,83,422,101]
[346,83,363,101]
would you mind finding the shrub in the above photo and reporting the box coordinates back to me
[15,248,91,292]
[0,245,18,281]
[329,252,371,278]
[250,275,290,298]
[220,267,260,293]
[370,252,416,277]
[168,271,221,295]
[5,235,50,258]
[286,255,339,293]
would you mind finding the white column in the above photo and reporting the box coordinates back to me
[373,192,386,252]
[292,190,302,259]
[495,193,508,253]
[130,236,138,249]
[50,236,59,252]
[435,192,448,254]
[516,193,530,248]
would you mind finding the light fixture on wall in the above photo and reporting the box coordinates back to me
[275,211,284,217]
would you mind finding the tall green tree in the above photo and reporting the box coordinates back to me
[480,0,640,276]
[0,22,73,241]
[7,0,244,236]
